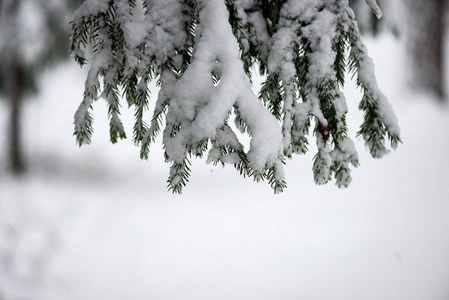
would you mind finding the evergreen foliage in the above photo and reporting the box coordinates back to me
[70,0,400,193]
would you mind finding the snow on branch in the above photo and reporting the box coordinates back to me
[70,0,400,193]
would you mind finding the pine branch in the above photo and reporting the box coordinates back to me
[259,73,284,120]
[103,83,126,143]
[333,25,348,87]
[317,79,348,141]
[74,97,95,146]
[69,0,400,193]
[313,148,332,185]
[295,42,311,102]
[265,161,287,194]
[132,75,150,145]
[290,108,310,155]
[140,99,168,159]
[167,157,191,194]
[233,106,248,133]
[346,7,401,158]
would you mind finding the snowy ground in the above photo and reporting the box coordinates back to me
[1,34,449,300]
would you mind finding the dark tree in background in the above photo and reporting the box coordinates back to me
[350,0,447,100]
[407,0,447,99]
[350,0,386,35]
[0,0,82,174]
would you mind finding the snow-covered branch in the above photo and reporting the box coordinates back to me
[70,0,399,193]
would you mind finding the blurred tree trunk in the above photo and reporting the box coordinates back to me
[8,63,25,174]
[407,0,447,99]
